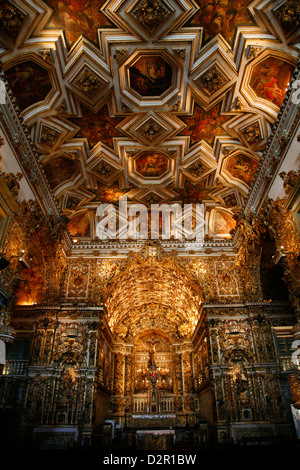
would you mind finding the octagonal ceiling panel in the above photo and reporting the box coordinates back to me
[129,149,175,185]
[0,0,299,243]
[4,59,53,111]
[120,49,181,109]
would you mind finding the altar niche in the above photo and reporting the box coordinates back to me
[109,329,204,430]
[133,333,173,398]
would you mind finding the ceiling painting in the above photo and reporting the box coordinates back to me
[67,211,91,237]
[92,183,129,204]
[225,153,259,186]
[180,103,230,146]
[71,104,124,148]
[4,60,52,111]
[186,0,255,45]
[1,0,299,243]
[44,156,80,189]
[129,55,173,97]
[249,56,295,107]
[135,152,169,177]
[174,180,219,204]
[44,0,113,47]
[212,209,237,237]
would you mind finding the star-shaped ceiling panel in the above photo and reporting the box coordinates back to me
[0,0,299,241]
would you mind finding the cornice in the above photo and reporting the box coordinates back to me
[243,56,300,216]
[203,300,292,309]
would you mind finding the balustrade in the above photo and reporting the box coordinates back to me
[3,360,28,376]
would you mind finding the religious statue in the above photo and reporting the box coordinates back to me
[146,338,160,390]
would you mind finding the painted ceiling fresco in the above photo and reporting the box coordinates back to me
[67,211,91,237]
[225,154,259,186]
[4,60,52,110]
[45,0,112,46]
[186,0,255,44]
[135,152,169,177]
[44,155,80,189]
[1,0,299,240]
[71,104,124,148]
[180,103,230,145]
[249,56,294,107]
[129,55,173,97]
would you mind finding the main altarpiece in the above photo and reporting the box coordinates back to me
[0,0,299,451]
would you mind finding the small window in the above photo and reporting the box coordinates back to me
[275,335,293,356]
[6,339,30,360]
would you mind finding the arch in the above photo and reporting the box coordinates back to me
[103,251,202,342]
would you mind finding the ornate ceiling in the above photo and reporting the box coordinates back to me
[104,251,202,341]
[0,0,299,241]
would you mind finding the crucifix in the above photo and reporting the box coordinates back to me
[145,338,160,391]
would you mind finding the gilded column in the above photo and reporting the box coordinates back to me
[125,354,133,396]
[173,352,183,412]
[182,350,194,394]
[182,349,195,412]
[173,352,183,395]
[113,351,126,414]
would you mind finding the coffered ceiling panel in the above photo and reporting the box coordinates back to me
[0,0,299,241]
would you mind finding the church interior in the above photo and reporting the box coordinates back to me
[0,0,300,454]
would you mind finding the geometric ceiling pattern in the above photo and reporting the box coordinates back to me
[0,0,299,240]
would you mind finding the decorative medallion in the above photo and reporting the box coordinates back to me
[222,192,238,208]
[115,49,129,62]
[39,125,61,148]
[72,68,104,97]
[186,159,210,178]
[136,118,166,142]
[197,65,229,96]
[65,195,81,210]
[93,160,119,179]
[274,0,300,36]
[240,121,263,146]
[142,191,164,204]
[0,1,26,42]
[130,0,171,35]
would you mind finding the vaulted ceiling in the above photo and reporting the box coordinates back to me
[0,0,299,241]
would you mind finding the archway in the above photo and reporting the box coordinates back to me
[95,250,210,443]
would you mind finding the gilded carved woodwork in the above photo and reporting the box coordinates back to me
[259,191,300,312]
[0,0,299,446]
[288,374,300,408]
